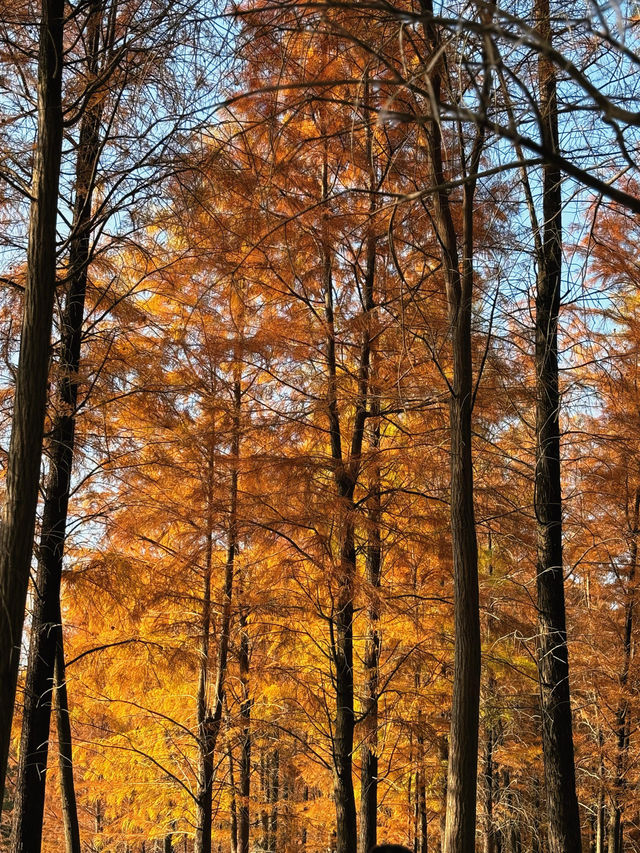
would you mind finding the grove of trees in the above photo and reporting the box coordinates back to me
[2,0,640,852]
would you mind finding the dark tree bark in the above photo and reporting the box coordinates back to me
[417,720,428,853]
[10,7,103,845]
[533,1,582,850]
[195,462,215,853]
[196,374,241,853]
[483,537,498,853]
[417,2,489,849]
[226,708,238,853]
[607,486,639,853]
[54,624,81,853]
[0,0,65,805]
[320,140,368,853]
[323,231,358,853]
[359,367,382,853]
[238,598,251,853]
[321,105,378,849]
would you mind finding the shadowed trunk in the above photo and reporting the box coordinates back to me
[195,455,215,853]
[238,597,251,853]
[227,708,238,853]
[608,486,639,853]
[417,716,428,853]
[359,370,381,853]
[417,1,487,845]
[533,0,582,850]
[0,0,65,804]
[323,213,358,853]
[54,620,81,853]
[9,8,103,846]
[322,106,377,849]
[196,373,241,853]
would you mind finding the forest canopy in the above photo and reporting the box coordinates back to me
[1,1,640,852]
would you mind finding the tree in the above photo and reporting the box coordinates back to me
[0,0,65,808]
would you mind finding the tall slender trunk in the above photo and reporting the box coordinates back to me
[322,107,377,849]
[533,1,581,850]
[261,750,269,850]
[0,0,65,805]
[226,707,238,853]
[238,595,251,853]
[608,486,639,853]
[195,372,241,853]
[359,358,381,853]
[54,618,81,853]
[320,146,358,852]
[195,463,214,853]
[483,535,497,853]
[418,1,485,846]
[417,714,428,853]
[9,9,103,846]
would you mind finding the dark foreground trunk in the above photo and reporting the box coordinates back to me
[359,406,382,853]
[10,14,102,843]
[195,377,240,853]
[238,600,251,853]
[0,0,65,805]
[608,488,639,853]
[534,1,582,850]
[417,3,485,850]
[54,626,81,853]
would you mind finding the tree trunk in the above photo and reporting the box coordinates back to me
[321,113,377,850]
[238,599,251,853]
[417,4,485,851]
[9,8,102,843]
[358,76,381,853]
[0,0,65,805]
[195,472,214,853]
[196,375,241,853]
[417,721,428,853]
[359,394,381,853]
[55,621,81,853]
[261,750,269,850]
[533,1,582,850]
[321,148,359,853]
[227,709,238,853]
[608,486,639,853]
[483,539,497,853]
